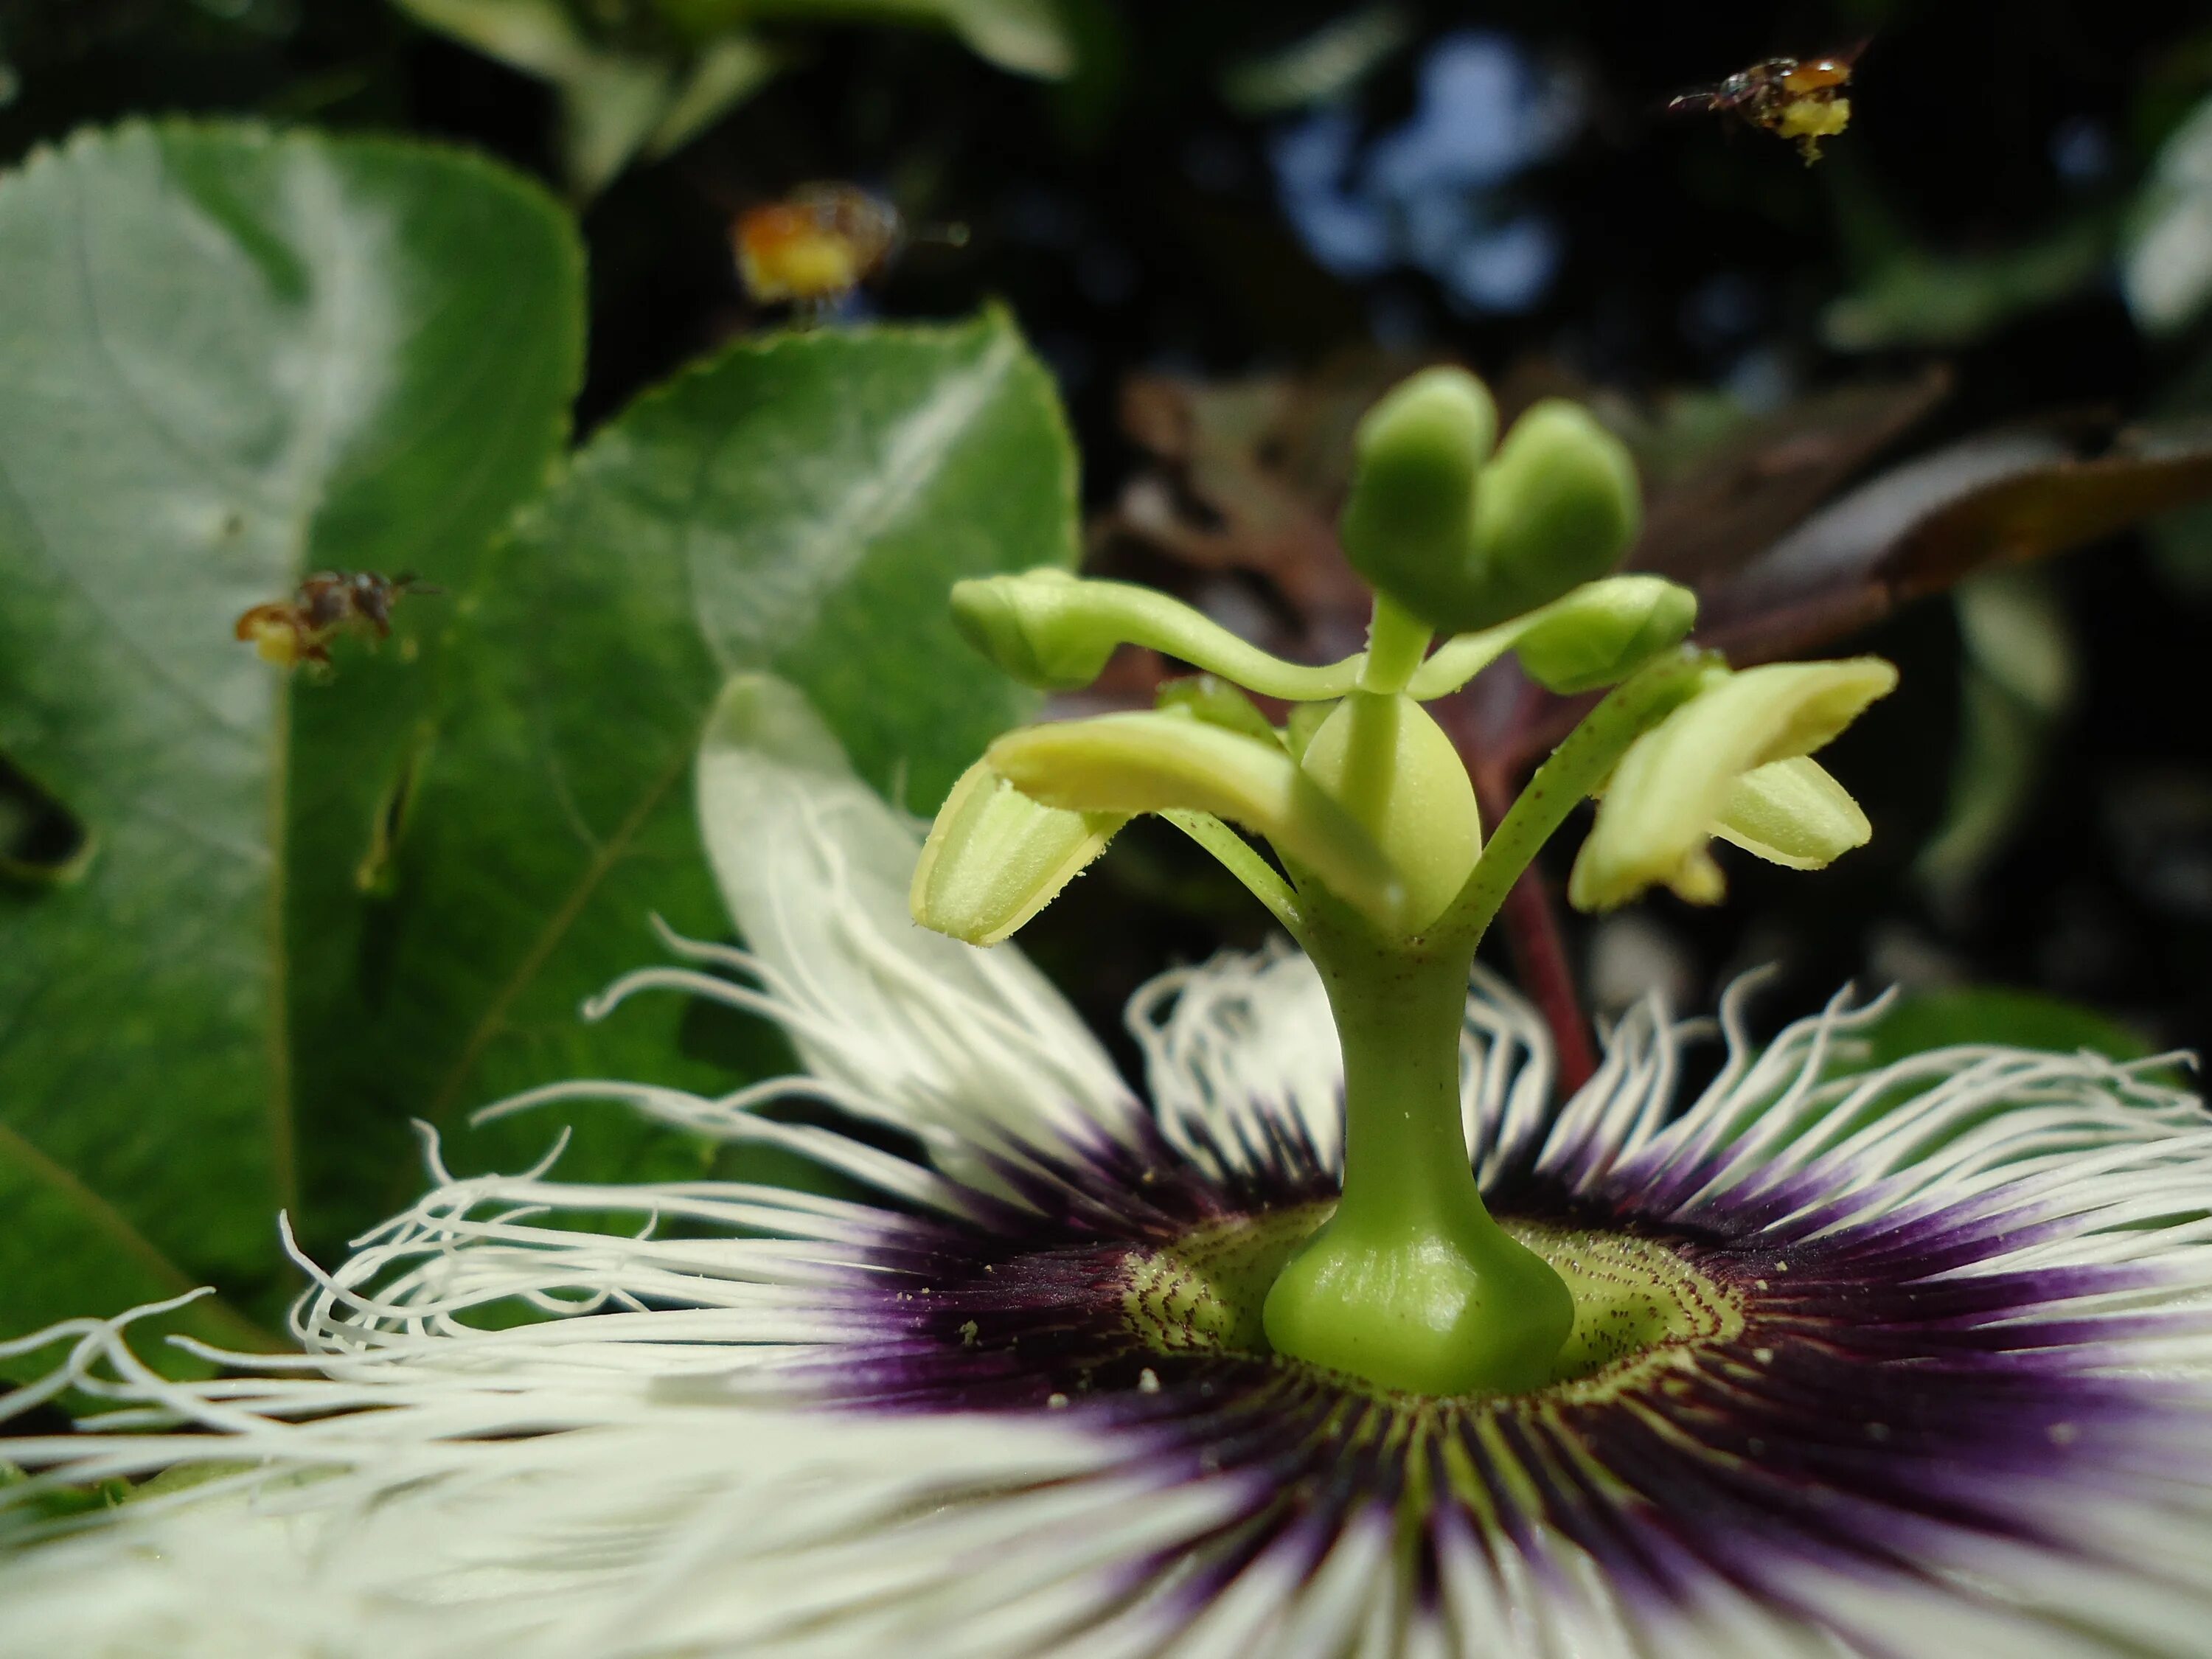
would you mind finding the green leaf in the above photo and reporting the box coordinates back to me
[0,122,583,1343]
[1863,988,2158,1070]
[2125,91,2212,336]
[323,313,1076,1215]
[1823,214,2114,352]
[669,0,1076,78]
[1915,568,2078,899]
[1220,5,1413,116]
[390,0,754,196]
[394,0,1073,195]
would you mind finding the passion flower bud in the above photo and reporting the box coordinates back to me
[1512,575,1697,695]
[1338,368,1495,630]
[1464,400,1641,631]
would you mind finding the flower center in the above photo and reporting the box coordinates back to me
[1124,1205,1742,1394]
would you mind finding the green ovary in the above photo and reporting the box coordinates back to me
[1295,691,1481,936]
[1126,1206,1741,1392]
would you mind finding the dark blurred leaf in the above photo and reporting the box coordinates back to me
[1823,214,2114,352]
[1220,5,1413,116]
[2103,769,2212,922]
[714,0,1077,78]
[0,122,581,1353]
[2124,91,2212,336]
[1694,415,2212,664]
[392,0,784,195]
[1863,987,2157,1068]
[1914,568,2077,900]
[320,310,1077,1226]
[1099,352,1439,663]
[2147,488,2212,594]
[394,0,1072,195]
[2145,338,2212,594]
[1625,369,1950,587]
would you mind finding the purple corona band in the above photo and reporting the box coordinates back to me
[765,1067,2198,1648]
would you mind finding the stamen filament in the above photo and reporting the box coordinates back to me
[1402,621,1520,700]
[1436,649,1717,947]
[1161,810,1306,942]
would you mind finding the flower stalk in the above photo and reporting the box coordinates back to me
[1262,893,1573,1393]
[914,364,1896,1397]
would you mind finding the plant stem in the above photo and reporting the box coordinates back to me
[1439,649,1715,949]
[1357,595,1433,695]
[1161,809,1305,942]
[1259,903,1574,1395]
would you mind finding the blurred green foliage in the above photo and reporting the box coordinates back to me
[0,121,1075,1366]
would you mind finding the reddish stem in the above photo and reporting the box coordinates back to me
[1495,847,1599,1093]
[1465,731,1599,1096]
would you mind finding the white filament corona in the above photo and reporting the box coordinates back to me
[1,700,2208,1658]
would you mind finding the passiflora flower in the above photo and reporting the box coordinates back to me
[3,676,2209,1659]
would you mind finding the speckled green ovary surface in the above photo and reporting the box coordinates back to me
[1124,1203,1743,1395]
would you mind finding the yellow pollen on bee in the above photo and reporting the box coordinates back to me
[238,613,312,667]
[742,236,863,303]
[1778,95,1851,140]
[1777,94,1851,161]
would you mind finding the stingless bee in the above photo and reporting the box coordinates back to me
[731,182,967,313]
[234,569,438,671]
[1668,47,1863,163]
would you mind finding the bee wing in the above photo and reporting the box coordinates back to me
[1666,87,1725,116]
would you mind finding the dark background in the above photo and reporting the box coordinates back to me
[4,0,2207,1058]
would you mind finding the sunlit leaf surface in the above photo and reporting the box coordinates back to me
[319,310,1076,1222]
[0,124,1077,1363]
[0,122,582,1355]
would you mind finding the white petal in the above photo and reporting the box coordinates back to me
[692,673,1138,1178]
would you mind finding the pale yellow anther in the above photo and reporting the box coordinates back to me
[910,761,1125,945]
[1714,755,1871,870]
[1568,658,1896,912]
[986,710,1406,928]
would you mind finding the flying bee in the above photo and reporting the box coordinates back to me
[234,570,438,671]
[1669,46,1863,163]
[731,182,967,313]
